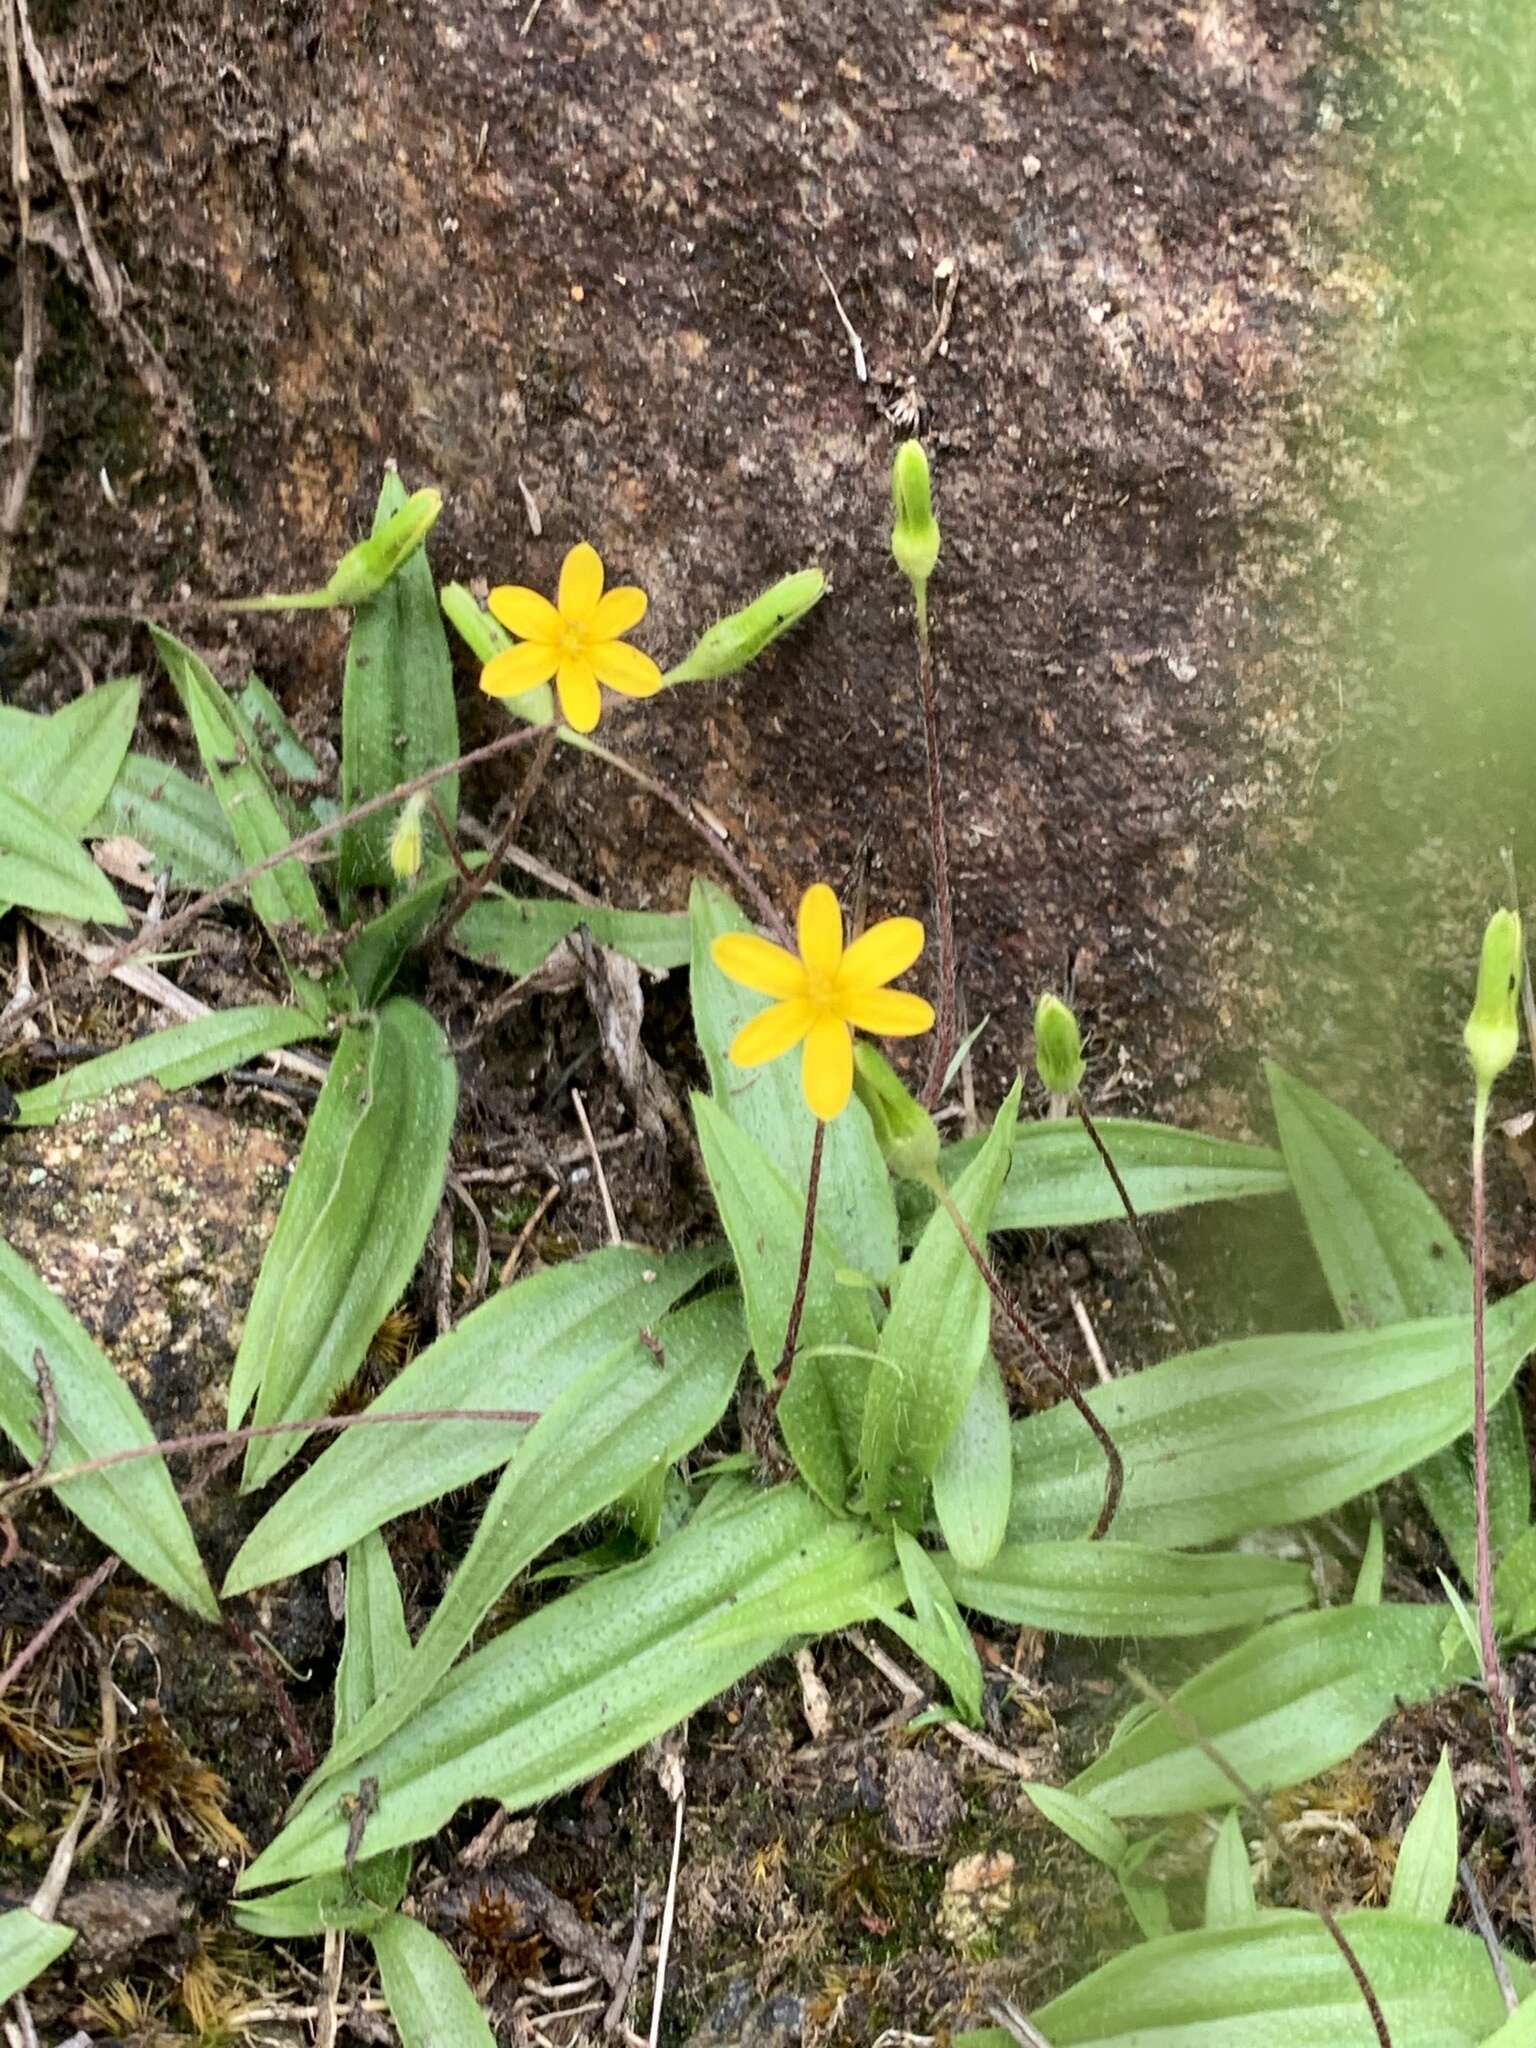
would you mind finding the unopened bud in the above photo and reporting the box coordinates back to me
[666,568,826,683]
[852,1043,941,1182]
[324,488,442,606]
[890,440,940,590]
[1034,993,1085,1097]
[389,794,426,884]
[1464,908,1523,1094]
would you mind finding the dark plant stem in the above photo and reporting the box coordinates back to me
[0,719,551,1048]
[0,1555,117,1699]
[583,736,791,945]
[925,1177,1123,1538]
[913,600,957,1109]
[4,1401,543,1499]
[435,725,559,944]
[1073,1095,1196,1352]
[1123,1665,1391,2048]
[225,1620,315,1774]
[774,1119,826,1386]
[426,791,476,886]
[1470,1094,1536,1946]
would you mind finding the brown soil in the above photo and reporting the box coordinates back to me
[4,0,1532,2043]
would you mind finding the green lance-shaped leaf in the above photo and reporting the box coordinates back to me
[88,750,242,890]
[453,894,692,980]
[664,568,826,683]
[0,784,127,927]
[861,1082,1021,1530]
[941,1542,1311,1639]
[1005,1280,1536,1549]
[909,1118,1289,1239]
[1352,1517,1385,1605]
[1266,1060,1530,1582]
[152,626,339,1017]
[0,1238,218,1619]
[341,471,457,894]
[1071,1604,1473,1819]
[1496,1522,1536,1642]
[1023,1782,1131,1873]
[1387,1747,1458,1924]
[879,1529,983,1723]
[239,1484,886,1888]
[693,1093,874,1509]
[0,677,141,920]
[966,1912,1534,2048]
[0,1910,75,2003]
[8,1006,322,1128]
[930,1351,1012,1571]
[302,1293,747,1798]
[237,677,325,784]
[370,1914,497,2048]
[224,1244,717,1593]
[690,879,900,1285]
[1203,1812,1258,1929]
[1485,1997,1536,2048]
[232,998,458,1489]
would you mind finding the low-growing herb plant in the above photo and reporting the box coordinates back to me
[0,442,1532,2042]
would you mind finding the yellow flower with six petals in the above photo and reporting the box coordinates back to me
[711,883,935,1121]
[481,540,663,735]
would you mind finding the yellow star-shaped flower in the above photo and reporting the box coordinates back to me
[711,883,935,1121]
[480,541,664,735]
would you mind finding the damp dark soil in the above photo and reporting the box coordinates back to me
[3,0,1535,2041]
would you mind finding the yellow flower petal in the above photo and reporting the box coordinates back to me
[842,989,936,1038]
[589,639,664,699]
[487,585,563,643]
[729,998,815,1067]
[558,541,605,627]
[711,932,808,1000]
[797,883,844,983]
[555,656,602,733]
[590,585,648,639]
[801,1013,854,1120]
[481,642,560,698]
[837,915,926,995]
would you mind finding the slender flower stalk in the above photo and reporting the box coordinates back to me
[1463,907,1536,1944]
[774,1120,826,1387]
[1073,1094,1196,1354]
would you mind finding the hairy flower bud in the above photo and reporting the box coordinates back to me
[1034,993,1086,1098]
[665,569,826,683]
[890,440,940,590]
[852,1043,941,1182]
[389,793,427,884]
[1465,908,1523,1094]
[323,488,443,606]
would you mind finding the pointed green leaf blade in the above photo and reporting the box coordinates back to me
[370,1915,496,2048]
[1006,1283,1536,1549]
[9,1006,320,1127]
[1266,1059,1530,1583]
[224,1245,716,1593]
[883,1529,983,1723]
[0,784,127,926]
[861,1082,1020,1529]
[303,1292,747,1795]
[931,1352,1012,1571]
[941,1541,1311,1638]
[0,1909,75,2002]
[1071,1605,1472,1818]
[235,999,458,1485]
[1204,1812,1258,1928]
[0,1238,218,1619]
[89,749,242,891]
[1387,1748,1458,1924]
[340,469,457,893]
[239,1486,880,1887]
[453,895,691,979]
[5,677,140,830]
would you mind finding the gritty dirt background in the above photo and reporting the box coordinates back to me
[6,0,1535,2042]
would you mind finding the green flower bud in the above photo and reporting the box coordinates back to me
[1464,908,1523,1094]
[1034,993,1085,1097]
[852,1043,941,1182]
[890,440,940,590]
[665,568,826,683]
[323,487,442,605]
[389,793,426,885]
